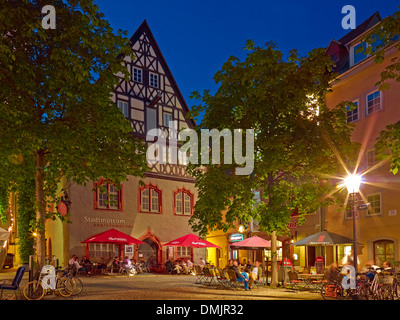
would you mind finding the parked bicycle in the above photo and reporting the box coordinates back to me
[23,265,75,300]
[56,267,84,296]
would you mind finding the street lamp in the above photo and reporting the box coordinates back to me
[344,174,361,272]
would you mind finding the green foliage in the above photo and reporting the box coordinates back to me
[362,7,400,89]
[0,1,149,255]
[16,179,36,264]
[187,42,357,237]
[362,7,400,174]
[375,121,400,175]
[0,184,9,224]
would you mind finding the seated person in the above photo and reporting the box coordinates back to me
[229,261,250,290]
[73,256,91,276]
[112,257,120,272]
[249,261,261,288]
[164,259,174,274]
[174,260,183,274]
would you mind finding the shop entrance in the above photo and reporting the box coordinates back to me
[138,238,158,267]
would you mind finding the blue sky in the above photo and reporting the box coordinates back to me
[95,0,399,114]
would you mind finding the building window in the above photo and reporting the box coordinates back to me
[133,67,143,83]
[150,73,159,88]
[163,112,173,127]
[367,149,376,168]
[346,100,359,123]
[89,243,119,262]
[174,188,194,216]
[139,184,162,213]
[177,246,191,258]
[345,197,357,219]
[366,91,382,115]
[117,100,129,118]
[352,42,368,66]
[94,180,122,210]
[366,193,382,216]
[146,108,157,136]
[374,240,395,266]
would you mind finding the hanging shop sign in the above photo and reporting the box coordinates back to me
[230,233,244,242]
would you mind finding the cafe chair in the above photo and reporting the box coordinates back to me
[287,271,306,291]
[0,266,25,300]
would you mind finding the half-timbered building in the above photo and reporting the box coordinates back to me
[45,20,204,269]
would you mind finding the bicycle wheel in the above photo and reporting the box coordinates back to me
[321,282,344,300]
[55,277,75,297]
[23,280,45,300]
[70,276,83,296]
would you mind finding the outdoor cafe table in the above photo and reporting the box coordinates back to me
[297,273,325,291]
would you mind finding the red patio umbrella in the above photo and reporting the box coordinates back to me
[81,228,144,245]
[162,233,220,248]
[230,235,271,250]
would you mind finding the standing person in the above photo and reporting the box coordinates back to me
[229,261,250,290]
[248,261,260,289]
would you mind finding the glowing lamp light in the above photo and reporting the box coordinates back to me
[344,174,361,194]
[238,225,245,233]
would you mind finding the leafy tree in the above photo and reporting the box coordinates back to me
[0,0,148,261]
[361,8,400,174]
[187,41,356,286]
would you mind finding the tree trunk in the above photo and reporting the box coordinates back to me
[270,231,278,288]
[35,149,46,265]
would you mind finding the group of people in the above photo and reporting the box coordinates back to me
[68,255,103,276]
[325,251,396,294]
[164,258,195,274]
[227,259,261,291]
[111,256,150,274]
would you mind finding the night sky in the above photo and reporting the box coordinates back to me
[96,0,400,116]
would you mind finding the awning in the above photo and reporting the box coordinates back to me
[163,233,220,248]
[230,236,271,250]
[81,228,144,245]
[291,230,363,246]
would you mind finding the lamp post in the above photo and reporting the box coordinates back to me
[344,174,361,272]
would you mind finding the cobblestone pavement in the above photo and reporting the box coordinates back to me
[1,267,322,300]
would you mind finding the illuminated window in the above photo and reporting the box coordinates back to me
[177,246,191,258]
[139,184,162,213]
[374,240,395,266]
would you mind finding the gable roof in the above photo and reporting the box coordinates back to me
[129,20,196,128]
[338,11,382,46]
[326,11,382,74]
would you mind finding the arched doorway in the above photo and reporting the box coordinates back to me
[138,238,158,267]
[137,227,163,270]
